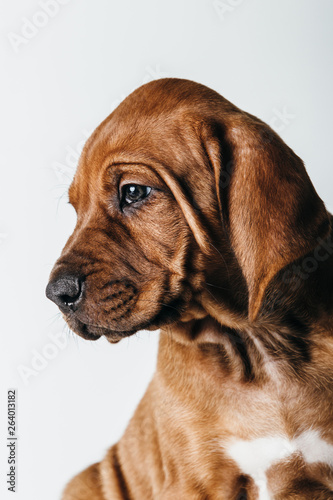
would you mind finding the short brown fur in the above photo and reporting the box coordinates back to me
[47,79,333,499]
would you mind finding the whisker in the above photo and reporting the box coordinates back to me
[46,312,63,327]
[207,242,231,281]
[57,190,71,214]
[203,285,220,305]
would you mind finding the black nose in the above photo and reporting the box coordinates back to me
[46,275,83,311]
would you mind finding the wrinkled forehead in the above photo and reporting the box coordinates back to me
[69,108,203,205]
[76,77,226,170]
[68,78,231,207]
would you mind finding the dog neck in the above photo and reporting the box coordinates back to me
[153,261,333,495]
[161,234,333,386]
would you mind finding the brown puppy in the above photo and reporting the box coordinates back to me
[46,79,333,499]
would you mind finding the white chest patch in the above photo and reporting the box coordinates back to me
[226,430,333,500]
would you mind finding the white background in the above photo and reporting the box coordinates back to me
[1,1,333,499]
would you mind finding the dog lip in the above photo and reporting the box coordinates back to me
[66,316,138,342]
[79,331,101,341]
[63,296,187,343]
[79,323,102,341]
[63,314,102,341]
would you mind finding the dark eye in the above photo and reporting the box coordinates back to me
[121,184,152,207]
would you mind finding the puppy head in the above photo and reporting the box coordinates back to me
[46,79,329,342]
[46,80,215,342]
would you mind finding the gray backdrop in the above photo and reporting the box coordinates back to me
[1,1,332,499]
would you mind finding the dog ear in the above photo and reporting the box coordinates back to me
[202,118,330,322]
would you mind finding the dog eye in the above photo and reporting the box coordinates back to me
[121,184,152,206]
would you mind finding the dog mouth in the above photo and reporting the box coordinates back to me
[64,297,186,343]
[65,315,136,343]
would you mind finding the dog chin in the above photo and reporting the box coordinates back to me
[64,315,134,342]
[63,313,154,343]
[64,298,185,343]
